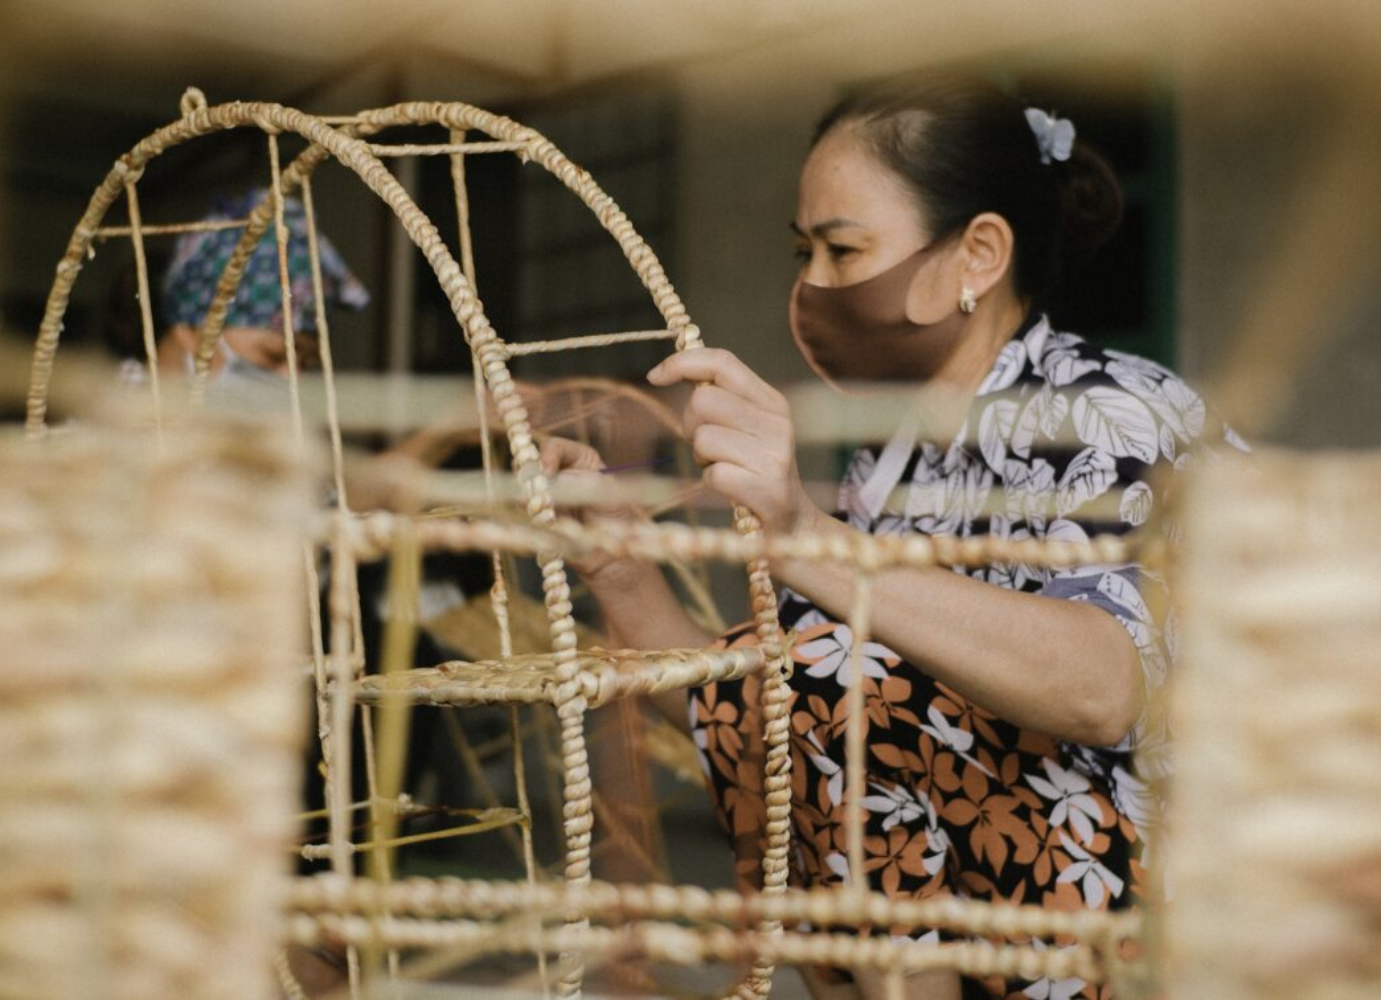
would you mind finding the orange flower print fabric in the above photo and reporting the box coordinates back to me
[692,616,1140,999]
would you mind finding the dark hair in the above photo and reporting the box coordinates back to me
[100,250,169,360]
[813,72,1123,304]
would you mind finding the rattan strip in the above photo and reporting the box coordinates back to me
[366,141,527,157]
[354,645,768,710]
[299,175,351,510]
[348,511,1142,573]
[286,915,1107,983]
[843,575,871,890]
[273,950,309,1000]
[502,330,679,357]
[736,512,794,999]
[326,525,365,995]
[265,132,308,447]
[289,875,1139,944]
[95,218,249,238]
[451,122,551,995]
[121,180,163,444]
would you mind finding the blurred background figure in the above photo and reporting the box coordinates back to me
[119,187,370,386]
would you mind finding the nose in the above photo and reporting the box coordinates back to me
[801,249,833,288]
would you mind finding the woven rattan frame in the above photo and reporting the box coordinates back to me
[21,94,1149,998]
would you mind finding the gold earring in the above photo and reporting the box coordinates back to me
[959,286,978,315]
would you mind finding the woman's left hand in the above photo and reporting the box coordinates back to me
[647,348,816,535]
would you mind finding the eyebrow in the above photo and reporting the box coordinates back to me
[789,218,866,238]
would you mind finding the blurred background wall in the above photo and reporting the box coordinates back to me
[1,0,1377,442]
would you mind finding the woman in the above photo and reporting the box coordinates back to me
[544,73,1232,999]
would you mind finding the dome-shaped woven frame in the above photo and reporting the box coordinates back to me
[21,96,1149,998]
[22,98,796,998]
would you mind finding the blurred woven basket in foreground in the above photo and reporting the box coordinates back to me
[0,412,315,1000]
[1169,448,1381,999]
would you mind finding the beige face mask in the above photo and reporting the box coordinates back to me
[788,240,968,388]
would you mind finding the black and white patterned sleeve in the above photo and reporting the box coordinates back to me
[1030,351,1231,763]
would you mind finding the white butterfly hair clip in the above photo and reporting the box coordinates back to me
[1024,107,1076,165]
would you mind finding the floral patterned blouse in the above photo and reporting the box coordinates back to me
[689,314,1244,998]
[836,314,1243,791]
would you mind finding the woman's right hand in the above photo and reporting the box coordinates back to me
[538,437,646,586]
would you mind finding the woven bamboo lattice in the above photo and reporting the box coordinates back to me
[19,89,1149,998]
[0,416,314,1000]
[355,646,769,709]
[1167,449,1381,999]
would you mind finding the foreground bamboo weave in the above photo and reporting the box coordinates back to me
[1168,450,1381,999]
[289,874,1141,943]
[21,93,1143,997]
[355,646,768,709]
[345,508,1146,573]
[0,416,313,1000]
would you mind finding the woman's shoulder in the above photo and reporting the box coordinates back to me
[1017,318,1238,464]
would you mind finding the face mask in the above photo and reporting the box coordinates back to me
[206,339,291,413]
[788,241,968,388]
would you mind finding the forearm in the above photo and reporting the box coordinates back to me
[772,508,1142,746]
[583,561,714,734]
[584,560,714,651]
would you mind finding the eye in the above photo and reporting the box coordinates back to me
[827,243,858,260]
[792,246,811,263]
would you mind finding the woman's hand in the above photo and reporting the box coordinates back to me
[647,348,817,536]
[538,436,645,585]
[539,435,712,667]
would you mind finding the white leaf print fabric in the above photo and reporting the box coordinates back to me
[1071,386,1159,464]
[834,314,1247,800]
[1119,480,1153,526]
[979,398,1018,473]
[1026,759,1105,846]
[979,337,1028,394]
[1056,446,1118,517]
[1011,383,1069,459]
[1041,337,1103,386]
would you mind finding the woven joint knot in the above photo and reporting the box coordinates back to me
[180,87,209,117]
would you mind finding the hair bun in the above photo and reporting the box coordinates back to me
[1057,142,1124,266]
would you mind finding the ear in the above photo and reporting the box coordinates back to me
[902,238,968,325]
[957,211,1016,302]
[901,213,1017,324]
